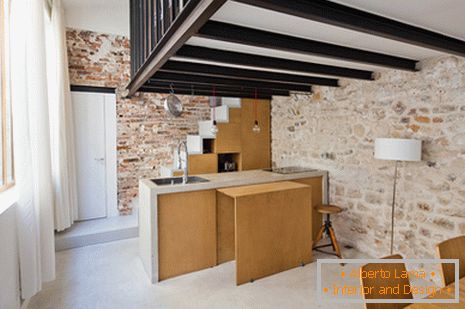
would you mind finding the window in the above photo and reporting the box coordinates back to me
[0,0,14,192]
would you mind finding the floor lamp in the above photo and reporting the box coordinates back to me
[374,138,422,254]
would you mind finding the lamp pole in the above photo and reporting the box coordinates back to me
[390,160,399,255]
[375,138,422,255]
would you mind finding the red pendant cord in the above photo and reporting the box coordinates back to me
[254,88,258,122]
[212,86,216,123]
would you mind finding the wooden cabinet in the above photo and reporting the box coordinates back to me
[188,153,218,175]
[157,190,217,281]
[227,107,241,124]
[240,99,271,170]
[212,123,242,154]
[211,107,241,154]
[186,101,269,173]
[293,177,323,241]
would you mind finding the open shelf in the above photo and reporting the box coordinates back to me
[218,153,241,173]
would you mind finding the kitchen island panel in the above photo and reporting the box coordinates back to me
[158,190,217,281]
[234,184,312,285]
[216,191,235,264]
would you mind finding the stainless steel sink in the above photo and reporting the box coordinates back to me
[151,176,209,186]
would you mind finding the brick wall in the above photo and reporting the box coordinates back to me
[66,29,211,214]
[272,56,465,258]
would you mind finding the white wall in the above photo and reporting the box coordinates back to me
[0,204,20,309]
[63,0,129,37]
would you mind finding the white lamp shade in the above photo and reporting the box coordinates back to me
[374,138,422,162]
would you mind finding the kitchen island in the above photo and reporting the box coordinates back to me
[139,169,328,284]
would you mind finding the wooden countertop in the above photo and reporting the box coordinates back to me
[140,169,327,195]
[218,181,309,198]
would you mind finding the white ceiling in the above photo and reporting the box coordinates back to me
[210,1,445,60]
[332,0,465,40]
[63,0,129,36]
[181,0,465,75]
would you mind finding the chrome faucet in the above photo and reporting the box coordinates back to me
[177,141,188,184]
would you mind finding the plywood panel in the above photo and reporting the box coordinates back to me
[216,192,235,264]
[212,123,242,154]
[235,185,312,285]
[228,107,241,123]
[240,99,271,170]
[294,177,323,241]
[188,153,218,175]
[158,190,216,281]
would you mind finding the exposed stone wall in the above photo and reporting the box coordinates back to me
[272,56,465,258]
[66,29,210,214]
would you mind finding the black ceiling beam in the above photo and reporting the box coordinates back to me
[236,0,465,57]
[176,46,374,80]
[139,86,280,99]
[150,72,313,92]
[160,60,339,87]
[197,21,418,71]
[146,80,290,95]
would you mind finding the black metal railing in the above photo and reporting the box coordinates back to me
[130,0,190,77]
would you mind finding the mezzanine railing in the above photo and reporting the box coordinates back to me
[130,0,191,77]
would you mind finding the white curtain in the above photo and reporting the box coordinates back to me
[46,0,79,231]
[9,0,56,299]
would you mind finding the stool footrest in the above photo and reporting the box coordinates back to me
[314,248,341,257]
[313,244,333,250]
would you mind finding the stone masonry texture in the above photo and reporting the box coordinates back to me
[272,56,465,258]
[66,29,210,214]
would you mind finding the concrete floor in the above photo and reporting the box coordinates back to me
[28,238,366,309]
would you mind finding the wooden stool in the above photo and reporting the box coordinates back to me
[313,204,343,259]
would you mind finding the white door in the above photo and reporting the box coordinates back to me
[72,91,115,220]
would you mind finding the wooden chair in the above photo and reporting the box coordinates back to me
[361,254,413,309]
[436,235,465,286]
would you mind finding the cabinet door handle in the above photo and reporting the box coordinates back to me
[94,158,105,162]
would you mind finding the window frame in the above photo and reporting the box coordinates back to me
[0,0,14,193]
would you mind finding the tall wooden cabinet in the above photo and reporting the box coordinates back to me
[240,99,271,170]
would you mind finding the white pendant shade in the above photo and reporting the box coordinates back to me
[374,138,422,162]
